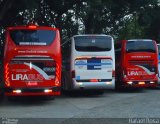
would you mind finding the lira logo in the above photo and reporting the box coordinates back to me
[127,71,147,76]
[11,74,43,81]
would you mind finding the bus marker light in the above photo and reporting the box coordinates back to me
[28,25,37,29]
[90,79,98,82]
[139,82,145,85]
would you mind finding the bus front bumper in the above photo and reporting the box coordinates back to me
[122,81,158,88]
[72,78,115,90]
[4,86,61,96]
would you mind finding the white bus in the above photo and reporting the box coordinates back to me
[62,34,115,91]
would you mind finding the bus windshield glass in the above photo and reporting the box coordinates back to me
[126,40,156,53]
[74,36,112,52]
[10,29,56,45]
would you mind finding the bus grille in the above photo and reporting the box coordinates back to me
[129,60,154,65]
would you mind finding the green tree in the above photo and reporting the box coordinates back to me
[0,0,160,45]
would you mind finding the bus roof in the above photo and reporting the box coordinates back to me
[72,34,113,38]
[127,39,153,42]
[115,39,154,45]
[7,25,59,31]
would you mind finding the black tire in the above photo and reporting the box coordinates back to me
[95,90,104,95]
[62,75,66,91]
[115,82,121,91]
[44,96,55,100]
[62,71,73,91]
[0,92,4,100]
[62,71,69,91]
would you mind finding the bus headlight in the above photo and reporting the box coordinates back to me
[77,82,83,85]
[44,89,52,93]
[127,81,133,85]
[106,82,112,85]
[13,89,22,93]
[150,81,155,84]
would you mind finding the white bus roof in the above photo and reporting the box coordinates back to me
[72,34,113,38]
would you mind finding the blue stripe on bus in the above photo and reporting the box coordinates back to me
[75,63,111,66]
[76,76,80,80]
[87,67,101,70]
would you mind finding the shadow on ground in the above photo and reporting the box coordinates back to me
[62,89,114,97]
[115,87,146,93]
[146,86,160,90]
[62,87,148,97]
[0,95,55,106]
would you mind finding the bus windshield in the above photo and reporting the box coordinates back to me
[10,29,56,45]
[126,40,156,53]
[74,36,112,52]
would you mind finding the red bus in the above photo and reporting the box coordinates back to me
[115,39,158,89]
[4,25,61,96]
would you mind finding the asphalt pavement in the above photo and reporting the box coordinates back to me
[0,88,160,124]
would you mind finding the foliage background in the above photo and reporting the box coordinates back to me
[0,0,160,54]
